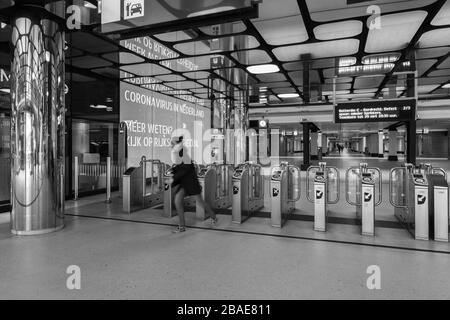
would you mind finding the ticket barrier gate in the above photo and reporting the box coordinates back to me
[122,157,166,213]
[270,163,301,227]
[306,162,340,232]
[232,163,264,224]
[208,163,234,210]
[345,163,382,236]
[163,164,217,220]
[421,164,449,242]
[389,163,449,241]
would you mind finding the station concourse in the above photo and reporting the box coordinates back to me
[1,0,450,300]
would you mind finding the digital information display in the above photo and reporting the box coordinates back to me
[335,99,416,123]
[120,82,211,167]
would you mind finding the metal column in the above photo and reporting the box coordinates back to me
[10,5,66,234]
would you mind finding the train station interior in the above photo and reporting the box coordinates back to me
[1,0,450,300]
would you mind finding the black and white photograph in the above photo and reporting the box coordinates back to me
[1,0,450,306]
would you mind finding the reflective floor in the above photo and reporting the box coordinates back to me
[1,184,450,299]
[1,207,450,299]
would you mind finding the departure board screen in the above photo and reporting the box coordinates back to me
[335,99,416,123]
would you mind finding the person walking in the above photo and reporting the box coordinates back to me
[169,136,217,233]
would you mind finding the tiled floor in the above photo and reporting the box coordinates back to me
[1,193,450,299]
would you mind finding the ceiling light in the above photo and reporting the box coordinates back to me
[443,83,450,89]
[90,104,107,109]
[247,64,280,75]
[0,88,10,94]
[278,93,299,99]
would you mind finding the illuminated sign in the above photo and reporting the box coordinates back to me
[335,99,416,123]
[0,68,9,88]
[100,0,258,35]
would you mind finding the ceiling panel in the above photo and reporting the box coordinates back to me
[419,28,450,47]
[416,47,450,59]
[231,49,272,65]
[306,0,436,22]
[365,11,427,53]
[273,39,359,61]
[429,69,450,77]
[254,16,308,45]
[354,75,385,89]
[257,73,287,83]
[314,20,362,41]
[438,56,450,68]
[417,59,437,76]
[70,56,113,69]
[432,0,450,25]
[254,0,301,21]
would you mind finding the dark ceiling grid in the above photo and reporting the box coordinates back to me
[374,0,448,98]
[1,0,450,105]
[241,19,305,101]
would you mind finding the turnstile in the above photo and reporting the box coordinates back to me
[346,163,382,236]
[389,163,446,241]
[122,157,165,213]
[232,162,264,224]
[421,164,449,242]
[270,162,301,227]
[209,163,234,210]
[306,162,340,232]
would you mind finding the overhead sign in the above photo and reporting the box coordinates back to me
[335,99,416,123]
[100,0,258,35]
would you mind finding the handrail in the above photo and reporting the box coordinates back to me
[306,165,319,203]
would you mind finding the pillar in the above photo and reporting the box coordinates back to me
[10,5,66,235]
[310,132,318,160]
[406,121,416,165]
[301,123,310,170]
[378,130,384,158]
[362,136,367,155]
[388,129,399,161]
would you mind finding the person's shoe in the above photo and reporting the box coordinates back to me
[172,226,186,233]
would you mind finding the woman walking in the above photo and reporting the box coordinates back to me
[169,136,217,233]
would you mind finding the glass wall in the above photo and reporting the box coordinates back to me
[71,119,119,196]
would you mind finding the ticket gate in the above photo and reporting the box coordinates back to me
[306,162,340,232]
[122,157,166,213]
[345,163,382,236]
[232,162,264,224]
[270,163,301,227]
[420,164,449,242]
[208,163,234,210]
[390,164,434,241]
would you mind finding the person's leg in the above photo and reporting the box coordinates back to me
[195,194,217,223]
[174,187,186,230]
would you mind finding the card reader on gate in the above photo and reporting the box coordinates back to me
[233,169,243,178]
[362,172,374,184]
[413,174,427,186]
[314,172,326,183]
